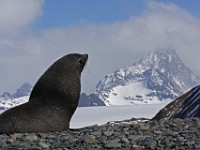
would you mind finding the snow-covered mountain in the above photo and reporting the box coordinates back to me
[1,48,200,110]
[94,48,200,106]
[0,83,31,113]
[152,85,200,120]
[78,93,105,107]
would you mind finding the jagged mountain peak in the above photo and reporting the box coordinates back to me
[0,82,32,113]
[139,48,180,67]
[139,48,199,89]
[13,82,33,98]
[147,47,177,60]
[94,48,200,106]
[1,92,13,100]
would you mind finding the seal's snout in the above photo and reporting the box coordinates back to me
[82,54,88,65]
[83,54,88,61]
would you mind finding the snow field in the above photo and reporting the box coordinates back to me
[71,102,170,128]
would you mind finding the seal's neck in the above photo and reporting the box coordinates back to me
[29,75,81,106]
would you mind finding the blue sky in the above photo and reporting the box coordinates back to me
[1,0,200,94]
[35,0,200,28]
[35,0,145,28]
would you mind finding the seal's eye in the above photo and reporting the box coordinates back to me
[78,58,85,69]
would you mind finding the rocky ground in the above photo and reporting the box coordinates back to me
[0,118,200,150]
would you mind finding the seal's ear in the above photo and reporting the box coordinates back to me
[78,54,88,70]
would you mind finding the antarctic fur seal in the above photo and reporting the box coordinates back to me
[0,53,88,134]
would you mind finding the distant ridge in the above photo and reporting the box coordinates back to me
[0,83,105,113]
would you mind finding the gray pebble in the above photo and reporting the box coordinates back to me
[38,141,50,149]
[104,139,121,149]
[25,134,39,141]
[83,135,96,144]
[0,118,199,149]
[153,130,162,134]
[121,137,130,144]
[145,139,157,149]
[102,130,114,136]
[92,130,102,136]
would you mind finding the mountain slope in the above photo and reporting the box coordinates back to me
[94,48,200,106]
[152,85,200,120]
[0,95,29,113]
[0,83,32,113]
[78,93,105,107]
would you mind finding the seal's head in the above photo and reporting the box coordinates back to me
[53,53,88,76]
[29,53,88,104]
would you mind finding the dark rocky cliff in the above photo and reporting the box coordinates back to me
[152,85,200,120]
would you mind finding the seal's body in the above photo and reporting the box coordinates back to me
[0,53,88,134]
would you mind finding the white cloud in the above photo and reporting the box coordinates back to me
[0,0,44,35]
[1,1,200,94]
